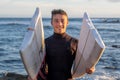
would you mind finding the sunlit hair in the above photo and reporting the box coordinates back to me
[51,9,68,20]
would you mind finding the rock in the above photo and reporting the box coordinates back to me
[112,45,120,48]
[0,72,27,80]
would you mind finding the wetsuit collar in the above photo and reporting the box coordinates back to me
[53,32,67,39]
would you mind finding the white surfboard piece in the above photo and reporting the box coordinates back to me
[72,12,105,78]
[19,7,45,79]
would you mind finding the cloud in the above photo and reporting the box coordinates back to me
[106,0,120,2]
[88,0,120,2]
[107,0,120,2]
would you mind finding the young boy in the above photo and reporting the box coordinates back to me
[28,9,95,80]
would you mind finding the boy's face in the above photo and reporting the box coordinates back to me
[51,14,68,34]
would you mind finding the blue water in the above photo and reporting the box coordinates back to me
[0,17,120,80]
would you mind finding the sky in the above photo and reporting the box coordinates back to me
[0,0,120,18]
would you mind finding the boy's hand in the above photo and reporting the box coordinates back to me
[86,66,95,74]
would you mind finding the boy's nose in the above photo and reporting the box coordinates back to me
[58,21,63,25]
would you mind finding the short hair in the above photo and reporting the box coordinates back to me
[51,9,68,20]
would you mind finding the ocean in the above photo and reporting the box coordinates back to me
[0,17,120,80]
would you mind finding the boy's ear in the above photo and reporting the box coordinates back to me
[67,20,69,25]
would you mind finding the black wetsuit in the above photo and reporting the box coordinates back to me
[45,33,78,80]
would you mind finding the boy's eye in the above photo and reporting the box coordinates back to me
[54,19,65,23]
[61,19,64,23]
[54,19,59,23]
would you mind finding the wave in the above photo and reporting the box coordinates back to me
[2,59,21,64]
[104,66,120,70]
[67,26,80,31]
[0,22,29,26]
[0,18,30,26]
[0,48,5,52]
[103,18,120,23]
[92,18,120,23]
[44,25,52,29]
[97,28,120,32]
